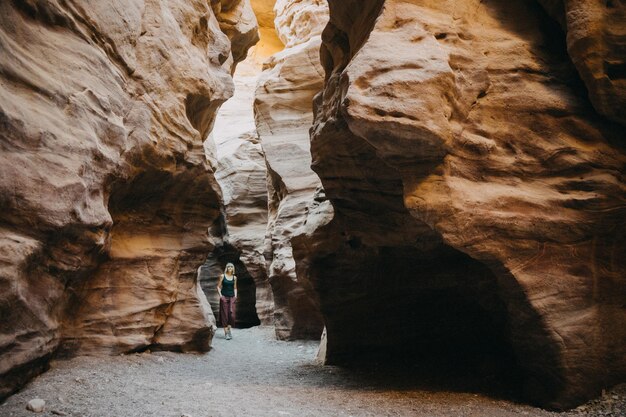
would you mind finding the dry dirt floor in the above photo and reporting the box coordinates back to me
[2,326,625,417]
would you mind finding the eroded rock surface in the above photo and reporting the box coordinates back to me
[253,0,329,339]
[308,0,626,409]
[215,0,260,65]
[537,0,626,125]
[202,76,271,326]
[203,2,282,327]
[209,134,271,326]
[204,0,330,337]
[0,0,257,399]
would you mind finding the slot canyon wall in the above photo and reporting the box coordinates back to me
[301,0,626,410]
[206,0,329,339]
[0,0,258,400]
[199,65,270,329]
[253,0,329,339]
[2,0,624,410]
[198,0,281,329]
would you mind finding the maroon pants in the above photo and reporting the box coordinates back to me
[219,296,236,327]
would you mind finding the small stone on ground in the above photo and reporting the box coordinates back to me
[25,399,45,413]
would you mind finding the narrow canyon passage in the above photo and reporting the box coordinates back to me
[2,0,625,412]
[4,326,624,417]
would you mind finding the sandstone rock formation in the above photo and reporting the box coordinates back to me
[307,0,626,409]
[202,71,271,326]
[0,0,257,400]
[253,0,329,339]
[215,0,260,65]
[250,0,286,60]
[537,0,626,125]
[200,0,283,327]
[201,0,330,337]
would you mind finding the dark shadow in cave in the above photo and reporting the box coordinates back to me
[309,242,564,405]
[199,242,261,329]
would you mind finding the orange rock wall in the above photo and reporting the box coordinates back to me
[307,0,626,409]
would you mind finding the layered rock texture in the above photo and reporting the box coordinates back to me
[200,0,283,328]
[537,0,626,125]
[307,0,626,410]
[202,0,330,338]
[202,66,270,327]
[254,0,329,339]
[3,0,624,410]
[0,0,257,400]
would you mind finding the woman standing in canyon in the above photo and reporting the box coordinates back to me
[217,263,238,340]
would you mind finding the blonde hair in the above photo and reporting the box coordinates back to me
[224,263,235,275]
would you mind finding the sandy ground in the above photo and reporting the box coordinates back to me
[2,326,625,417]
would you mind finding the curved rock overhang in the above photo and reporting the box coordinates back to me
[305,0,626,410]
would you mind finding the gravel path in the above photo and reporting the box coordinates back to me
[2,326,624,416]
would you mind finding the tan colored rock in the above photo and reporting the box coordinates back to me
[251,0,277,29]
[205,1,331,338]
[537,0,626,125]
[202,2,280,327]
[202,68,273,326]
[0,0,257,400]
[246,1,284,69]
[310,0,626,410]
[253,0,329,339]
[215,0,260,65]
[198,0,290,332]
[274,0,328,47]
[214,138,273,326]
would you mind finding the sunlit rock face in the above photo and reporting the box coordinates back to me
[309,0,626,410]
[216,0,260,65]
[253,0,329,339]
[207,0,329,336]
[273,0,328,48]
[0,0,257,400]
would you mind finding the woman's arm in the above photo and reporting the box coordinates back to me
[217,274,223,298]
[234,276,238,298]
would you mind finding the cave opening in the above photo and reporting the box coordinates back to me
[200,243,261,329]
[311,242,533,400]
